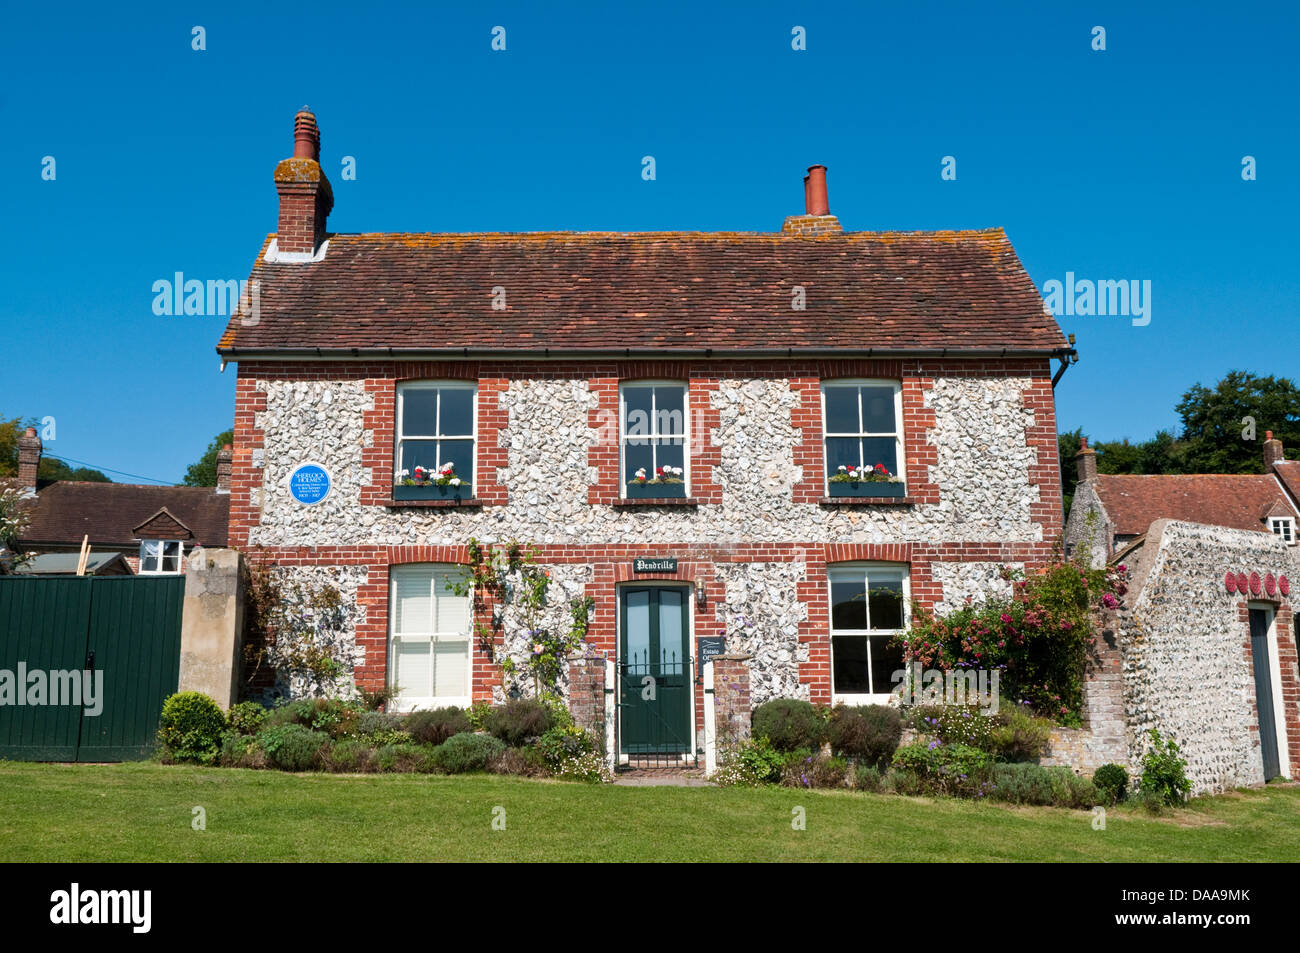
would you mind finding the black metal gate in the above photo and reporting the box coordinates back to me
[0,576,184,761]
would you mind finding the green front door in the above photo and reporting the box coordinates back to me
[619,586,692,755]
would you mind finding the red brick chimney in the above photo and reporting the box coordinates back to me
[1075,436,1098,484]
[1263,430,1284,468]
[216,443,233,493]
[782,164,842,236]
[274,107,334,257]
[17,426,41,493]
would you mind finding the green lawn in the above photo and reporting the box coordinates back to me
[1,762,1297,862]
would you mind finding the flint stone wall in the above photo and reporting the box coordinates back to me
[1116,519,1297,794]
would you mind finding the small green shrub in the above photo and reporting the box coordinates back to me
[265,698,362,738]
[431,733,507,773]
[538,724,594,769]
[375,742,437,773]
[218,729,265,768]
[356,710,405,736]
[465,701,493,732]
[1138,729,1192,806]
[751,699,827,753]
[1093,763,1130,805]
[891,741,992,797]
[258,724,329,771]
[827,704,902,766]
[226,701,269,737]
[483,699,553,746]
[157,691,227,764]
[357,686,398,711]
[406,707,471,746]
[909,704,996,749]
[988,703,1054,762]
[987,762,1097,808]
[713,736,785,786]
[321,738,377,773]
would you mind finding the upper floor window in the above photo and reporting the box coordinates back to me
[395,382,476,492]
[621,382,688,498]
[139,540,183,574]
[828,563,908,702]
[822,380,904,494]
[1270,517,1295,545]
[390,564,471,711]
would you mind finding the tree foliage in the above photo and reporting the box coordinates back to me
[0,414,109,483]
[183,429,234,487]
[1060,371,1299,515]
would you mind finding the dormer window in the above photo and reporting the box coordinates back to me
[139,540,183,574]
[1269,517,1295,545]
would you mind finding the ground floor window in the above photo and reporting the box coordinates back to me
[389,564,471,710]
[828,563,908,702]
[139,539,183,574]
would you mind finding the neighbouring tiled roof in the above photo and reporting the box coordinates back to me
[20,483,229,549]
[217,229,1068,354]
[1274,460,1300,507]
[1093,473,1300,538]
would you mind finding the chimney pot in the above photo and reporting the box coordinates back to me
[805,164,829,216]
[293,108,320,161]
[275,109,333,256]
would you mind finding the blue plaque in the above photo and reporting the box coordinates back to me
[288,463,331,505]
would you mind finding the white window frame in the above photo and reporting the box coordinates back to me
[820,379,905,492]
[389,564,472,712]
[395,381,477,493]
[619,380,690,496]
[827,562,910,706]
[1268,516,1295,545]
[138,539,184,575]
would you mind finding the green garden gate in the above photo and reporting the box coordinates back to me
[0,575,184,761]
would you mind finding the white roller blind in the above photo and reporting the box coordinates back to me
[394,569,433,635]
[432,568,469,634]
[433,640,470,699]
[395,640,432,699]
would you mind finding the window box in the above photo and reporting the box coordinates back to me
[625,480,687,500]
[393,484,474,501]
[828,481,907,498]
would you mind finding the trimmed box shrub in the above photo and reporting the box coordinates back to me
[827,704,902,766]
[751,699,826,753]
[157,691,227,764]
[1093,763,1130,805]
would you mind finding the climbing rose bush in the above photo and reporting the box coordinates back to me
[899,556,1128,726]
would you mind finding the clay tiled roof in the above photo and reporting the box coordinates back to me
[21,483,229,549]
[217,229,1068,355]
[1274,460,1300,507]
[1093,474,1299,538]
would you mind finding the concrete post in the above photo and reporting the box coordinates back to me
[177,548,246,709]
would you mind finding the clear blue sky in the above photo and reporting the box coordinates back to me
[2,1,1296,484]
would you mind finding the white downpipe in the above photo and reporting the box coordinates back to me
[703,660,717,777]
[604,658,617,773]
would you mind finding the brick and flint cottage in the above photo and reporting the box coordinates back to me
[217,110,1075,758]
